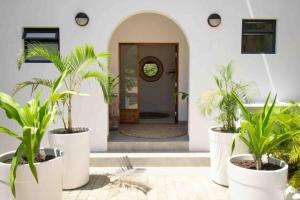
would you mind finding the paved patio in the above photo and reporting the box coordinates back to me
[63,167,229,200]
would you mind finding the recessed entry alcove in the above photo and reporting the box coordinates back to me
[107,13,189,152]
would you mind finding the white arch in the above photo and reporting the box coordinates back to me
[107,11,190,127]
[106,10,190,50]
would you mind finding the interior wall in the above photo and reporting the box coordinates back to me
[139,45,176,115]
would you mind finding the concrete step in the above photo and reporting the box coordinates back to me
[90,152,210,167]
[108,140,189,152]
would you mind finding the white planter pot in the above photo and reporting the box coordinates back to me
[209,127,248,186]
[0,148,63,200]
[228,154,288,200]
[48,128,90,189]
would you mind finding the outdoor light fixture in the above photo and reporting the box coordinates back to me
[208,13,221,27]
[75,12,89,26]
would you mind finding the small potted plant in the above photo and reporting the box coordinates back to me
[16,44,111,189]
[200,62,250,186]
[0,72,68,200]
[228,93,300,200]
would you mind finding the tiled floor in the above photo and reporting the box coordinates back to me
[63,167,229,200]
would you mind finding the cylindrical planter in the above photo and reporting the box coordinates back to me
[228,154,288,200]
[48,128,90,189]
[0,148,63,200]
[209,127,248,186]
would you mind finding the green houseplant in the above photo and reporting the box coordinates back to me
[0,71,68,200]
[15,43,112,189]
[199,61,250,186]
[228,92,299,200]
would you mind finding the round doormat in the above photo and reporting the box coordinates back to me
[120,124,187,139]
[139,112,170,119]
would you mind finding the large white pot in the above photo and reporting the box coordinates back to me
[228,154,288,200]
[0,148,63,200]
[209,127,248,186]
[48,128,90,189]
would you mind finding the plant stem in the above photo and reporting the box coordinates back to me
[255,159,262,170]
[67,95,72,132]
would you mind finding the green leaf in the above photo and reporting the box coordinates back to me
[262,94,277,131]
[52,69,68,94]
[10,143,24,197]
[13,78,52,96]
[230,134,237,155]
[23,127,38,183]
[232,91,251,121]
[0,127,23,141]
[0,92,24,126]
[18,43,65,72]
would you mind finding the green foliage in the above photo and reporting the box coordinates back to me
[16,43,112,131]
[232,92,300,170]
[177,92,189,100]
[200,61,250,133]
[0,71,68,197]
[143,64,158,77]
[270,103,300,190]
[83,69,118,104]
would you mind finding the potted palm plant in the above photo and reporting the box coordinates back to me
[200,62,250,186]
[16,44,111,189]
[0,71,68,200]
[228,93,299,200]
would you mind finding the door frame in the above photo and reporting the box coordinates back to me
[118,42,179,124]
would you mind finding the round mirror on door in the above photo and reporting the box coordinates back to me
[139,56,163,82]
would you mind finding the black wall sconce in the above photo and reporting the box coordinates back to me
[208,13,221,27]
[75,12,89,26]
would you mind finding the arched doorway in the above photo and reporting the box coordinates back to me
[107,13,189,151]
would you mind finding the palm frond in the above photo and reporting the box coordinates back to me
[199,89,220,115]
[18,43,65,72]
[289,167,300,191]
[200,61,251,132]
[13,78,52,96]
[66,44,97,73]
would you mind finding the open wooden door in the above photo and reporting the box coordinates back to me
[119,44,139,123]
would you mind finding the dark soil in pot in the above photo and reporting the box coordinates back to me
[51,127,89,134]
[2,154,55,165]
[232,160,282,170]
[211,127,239,133]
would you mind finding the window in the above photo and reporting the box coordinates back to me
[242,20,276,54]
[23,28,60,63]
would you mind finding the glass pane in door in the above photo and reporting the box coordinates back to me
[120,44,138,110]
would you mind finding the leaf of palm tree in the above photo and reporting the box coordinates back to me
[66,44,97,74]
[18,43,66,72]
[0,127,23,141]
[83,70,111,103]
[262,94,277,132]
[13,78,53,96]
[23,127,38,183]
[10,143,24,197]
[0,92,24,126]
[232,91,252,122]
[199,89,220,115]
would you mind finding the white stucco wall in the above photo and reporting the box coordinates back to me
[0,0,300,153]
